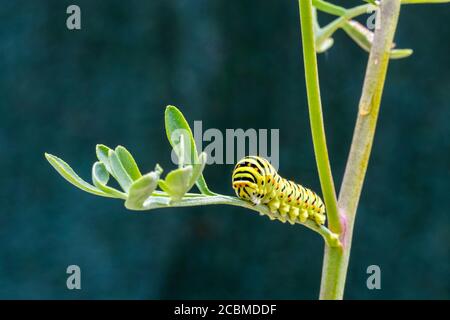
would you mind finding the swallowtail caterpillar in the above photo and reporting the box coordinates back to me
[232,156,326,225]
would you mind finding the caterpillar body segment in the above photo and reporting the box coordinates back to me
[232,156,326,225]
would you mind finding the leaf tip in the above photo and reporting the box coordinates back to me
[165,105,183,118]
[390,48,414,59]
[166,105,178,112]
[44,152,56,162]
[155,163,164,175]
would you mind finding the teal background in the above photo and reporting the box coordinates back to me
[0,0,449,299]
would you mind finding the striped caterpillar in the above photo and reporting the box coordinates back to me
[232,156,326,225]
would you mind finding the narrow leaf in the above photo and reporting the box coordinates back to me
[165,105,199,166]
[45,153,110,197]
[196,175,214,195]
[363,0,378,5]
[342,21,371,50]
[343,20,413,59]
[108,150,133,193]
[389,49,414,59]
[92,162,127,199]
[96,144,114,176]
[164,105,214,195]
[115,146,142,181]
[317,37,334,53]
[188,152,207,191]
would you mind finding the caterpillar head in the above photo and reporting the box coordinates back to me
[232,157,265,205]
[232,180,261,205]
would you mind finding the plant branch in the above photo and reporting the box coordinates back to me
[313,0,347,16]
[141,193,340,246]
[316,3,373,47]
[342,0,402,209]
[319,0,402,300]
[298,0,341,234]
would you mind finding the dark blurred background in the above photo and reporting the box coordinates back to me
[0,0,449,299]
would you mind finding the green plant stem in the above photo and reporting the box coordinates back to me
[312,0,435,16]
[298,0,341,235]
[141,193,340,246]
[313,0,347,16]
[319,0,402,300]
[316,4,373,47]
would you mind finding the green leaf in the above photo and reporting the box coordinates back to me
[312,0,347,16]
[108,150,133,193]
[45,153,111,197]
[92,162,128,199]
[342,20,413,59]
[187,152,207,191]
[362,0,378,5]
[125,169,161,210]
[115,146,142,181]
[154,163,164,176]
[342,21,373,51]
[164,105,214,195]
[96,144,114,176]
[389,49,414,60]
[316,37,334,53]
[165,105,199,166]
[158,166,193,201]
[195,170,214,196]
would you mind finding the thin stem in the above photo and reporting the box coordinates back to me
[298,0,341,234]
[313,0,346,16]
[141,193,340,247]
[342,0,401,207]
[319,0,402,300]
[316,4,373,47]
